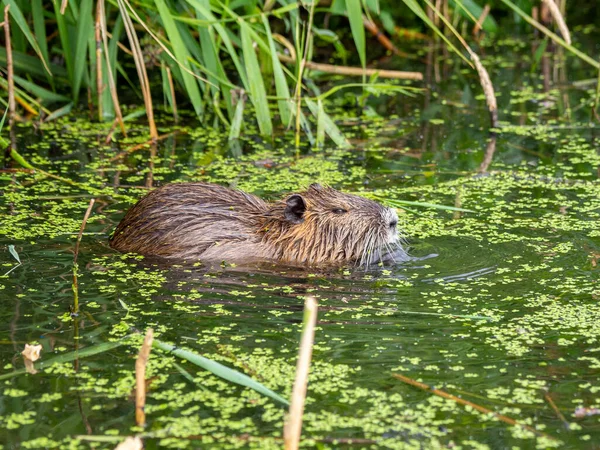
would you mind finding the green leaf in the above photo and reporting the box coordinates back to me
[450,0,497,33]
[240,24,272,136]
[155,0,204,118]
[8,245,21,264]
[72,0,93,102]
[9,148,35,169]
[184,0,249,89]
[345,0,365,69]
[153,340,289,406]
[0,107,7,139]
[315,98,325,147]
[45,102,74,121]
[2,0,51,75]
[31,0,53,86]
[53,0,74,83]
[228,93,245,141]
[0,47,68,80]
[262,14,291,126]
[14,75,70,103]
[401,0,472,67]
[305,98,350,148]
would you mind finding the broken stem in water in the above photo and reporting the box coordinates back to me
[284,296,318,450]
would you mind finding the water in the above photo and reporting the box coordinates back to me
[1,40,600,449]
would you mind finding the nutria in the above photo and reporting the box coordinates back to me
[109,183,406,266]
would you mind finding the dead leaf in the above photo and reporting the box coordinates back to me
[22,344,42,375]
[114,436,143,450]
[22,344,42,362]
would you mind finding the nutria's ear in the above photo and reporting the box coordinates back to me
[309,183,322,191]
[284,195,306,224]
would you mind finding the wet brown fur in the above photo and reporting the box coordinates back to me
[109,183,405,266]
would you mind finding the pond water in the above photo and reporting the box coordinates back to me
[1,38,600,449]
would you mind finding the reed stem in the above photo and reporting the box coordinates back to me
[284,296,318,450]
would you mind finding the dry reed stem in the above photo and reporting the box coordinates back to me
[278,54,423,80]
[117,0,158,141]
[424,2,497,126]
[273,34,296,60]
[74,199,96,265]
[544,392,570,429]
[166,66,178,122]
[99,0,126,136]
[362,15,408,57]
[95,1,103,121]
[542,0,571,44]
[473,4,491,36]
[393,373,558,441]
[72,198,95,315]
[284,296,318,450]
[118,0,213,87]
[60,0,68,15]
[135,328,154,427]
[477,134,497,173]
[466,48,498,127]
[4,5,15,127]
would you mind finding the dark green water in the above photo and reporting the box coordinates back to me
[1,40,600,449]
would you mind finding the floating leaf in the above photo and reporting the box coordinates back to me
[8,245,21,264]
[153,340,289,406]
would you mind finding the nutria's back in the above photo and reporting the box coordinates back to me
[110,182,406,266]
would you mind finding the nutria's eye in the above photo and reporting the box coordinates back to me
[331,208,348,214]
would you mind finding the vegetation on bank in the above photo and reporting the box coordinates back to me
[0,0,598,149]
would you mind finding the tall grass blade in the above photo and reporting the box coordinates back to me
[499,0,598,69]
[2,0,51,75]
[345,0,366,70]
[0,48,67,79]
[263,15,291,126]
[117,0,157,139]
[9,148,34,169]
[99,1,126,132]
[401,0,472,68]
[228,90,245,141]
[315,98,324,147]
[3,3,15,125]
[72,0,92,103]
[154,0,204,118]
[13,75,70,103]
[305,98,350,148]
[31,0,52,86]
[0,115,7,148]
[241,24,272,136]
[185,0,248,89]
[52,0,74,83]
[45,102,74,121]
[153,340,289,406]
[196,2,233,117]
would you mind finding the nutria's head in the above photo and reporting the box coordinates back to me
[261,184,405,266]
